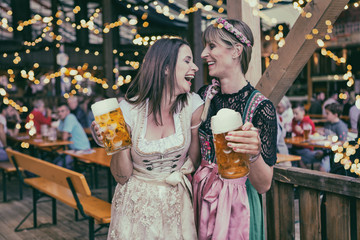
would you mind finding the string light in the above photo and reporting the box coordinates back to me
[0,88,28,114]
[333,140,360,176]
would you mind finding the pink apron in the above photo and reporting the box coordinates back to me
[193,160,250,240]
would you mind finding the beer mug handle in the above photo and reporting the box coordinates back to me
[90,121,105,148]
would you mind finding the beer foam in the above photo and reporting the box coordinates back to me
[211,108,243,134]
[91,98,119,116]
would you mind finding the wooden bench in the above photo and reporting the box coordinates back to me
[0,161,22,202]
[6,149,111,240]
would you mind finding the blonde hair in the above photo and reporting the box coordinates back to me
[203,19,254,74]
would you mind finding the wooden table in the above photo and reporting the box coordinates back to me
[10,133,73,150]
[64,148,113,202]
[65,148,111,167]
[27,138,73,150]
[284,136,342,149]
[9,134,73,161]
[276,153,301,163]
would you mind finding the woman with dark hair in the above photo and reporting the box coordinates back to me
[105,38,204,239]
[193,18,277,239]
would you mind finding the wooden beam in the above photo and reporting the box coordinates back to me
[227,0,262,87]
[256,0,349,106]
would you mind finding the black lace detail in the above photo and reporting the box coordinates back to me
[198,82,277,166]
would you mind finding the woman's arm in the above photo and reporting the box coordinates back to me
[247,156,273,194]
[110,147,133,185]
[188,105,204,170]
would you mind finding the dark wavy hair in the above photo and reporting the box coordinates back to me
[125,38,190,125]
[203,19,254,74]
[325,102,343,116]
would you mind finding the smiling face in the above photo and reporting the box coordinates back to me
[201,39,235,79]
[174,45,199,95]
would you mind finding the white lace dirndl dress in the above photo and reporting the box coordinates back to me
[108,93,203,240]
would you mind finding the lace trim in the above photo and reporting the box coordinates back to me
[134,100,186,156]
[109,178,183,239]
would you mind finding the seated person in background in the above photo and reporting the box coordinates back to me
[322,91,338,116]
[308,91,325,115]
[26,99,52,135]
[276,114,291,167]
[340,90,352,116]
[276,96,293,133]
[5,105,21,136]
[86,96,104,128]
[290,102,323,169]
[67,96,88,128]
[349,102,360,131]
[0,104,10,161]
[322,103,348,141]
[56,101,90,169]
[318,103,348,172]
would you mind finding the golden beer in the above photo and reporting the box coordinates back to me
[211,108,250,179]
[303,123,312,141]
[303,129,310,140]
[92,98,131,155]
[42,135,49,142]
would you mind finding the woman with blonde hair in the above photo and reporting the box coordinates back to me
[193,18,277,239]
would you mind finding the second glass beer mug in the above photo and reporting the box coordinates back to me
[91,98,131,155]
[211,108,250,179]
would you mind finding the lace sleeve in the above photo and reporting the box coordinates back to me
[119,100,133,129]
[252,99,277,166]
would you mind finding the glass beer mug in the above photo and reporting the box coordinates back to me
[91,98,131,155]
[211,108,250,179]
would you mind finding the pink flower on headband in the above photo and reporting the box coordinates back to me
[215,18,252,47]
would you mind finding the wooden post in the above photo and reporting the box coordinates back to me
[256,0,350,106]
[227,0,262,87]
[11,0,32,41]
[75,0,89,48]
[299,187,322,239]
[51,0,61,96]
[102,0,115,97]
[307,60,312,107]
[188,0,204,92]
[326,193,351,239]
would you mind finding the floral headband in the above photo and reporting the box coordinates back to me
[214,17,252,47]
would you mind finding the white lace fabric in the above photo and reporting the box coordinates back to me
[109,177,182,240]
